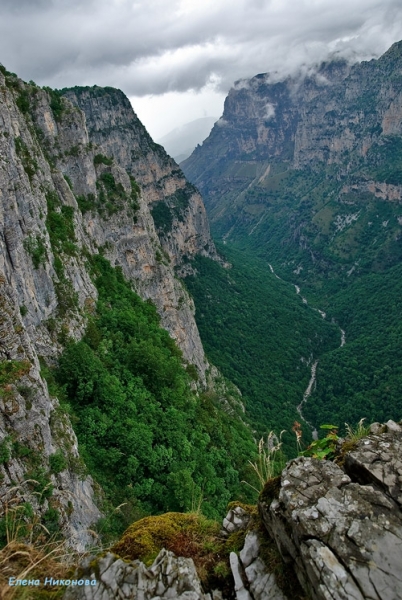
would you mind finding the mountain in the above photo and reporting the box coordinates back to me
[156,116,217,163]
[2,51,402,600]
[0,65,256,549]
[182,41,402,278]
[182,40,402,429]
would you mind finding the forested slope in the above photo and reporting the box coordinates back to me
[182,41,402,436]
[185,244,340,452]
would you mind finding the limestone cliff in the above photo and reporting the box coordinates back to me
[181,40,402,280]
[0,66,217,547]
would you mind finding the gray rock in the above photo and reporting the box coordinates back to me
[344,431,402,505]
[245,558,287,600]
[369,422,384,434]
[259,436,402,600]
[229,552,253,600]
[385,419,402,433]
[64,549,210,600]
[239,531,260,568]
[0,71,222,549]
[222,506,250,535]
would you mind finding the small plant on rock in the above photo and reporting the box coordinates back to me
[301,425,339,460]
[243,431,286,493]
[345,418,370,443]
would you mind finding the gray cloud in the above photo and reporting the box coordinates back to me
[0,0,402,96]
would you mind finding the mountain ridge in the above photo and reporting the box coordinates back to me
[0,65,254,549]
[181,39,402,432]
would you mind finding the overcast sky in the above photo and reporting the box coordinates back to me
[1,0,402,139]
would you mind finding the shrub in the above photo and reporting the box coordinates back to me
[43,88,65,122]
[301,424,339,460]
[15,137,37,181]
[16,89,30,114]
[76,193,96,214]
[94,154,113,166]
[49,451,67,474]
[64,174,73,189]
[0,438,11,464]
[151,201,173,233]
[23,235,47,269]
[46,191,77,257]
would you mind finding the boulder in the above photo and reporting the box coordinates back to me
[64,548,211,600]
[260,431,402,600]
[222,506,251,535]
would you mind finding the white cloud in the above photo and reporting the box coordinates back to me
[263,103,276,120]
[131,87,225,139]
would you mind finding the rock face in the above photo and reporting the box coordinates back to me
[259,425,402,600]
[64,549,212,600]
[181,40,402,279]
[59,86,217,377]
[0,67,216,546]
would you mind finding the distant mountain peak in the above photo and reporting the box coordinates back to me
[157,116,218,163]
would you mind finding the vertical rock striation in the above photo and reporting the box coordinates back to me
[0,66,217,546]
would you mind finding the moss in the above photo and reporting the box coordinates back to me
[226,501,257,516]
[259,476,281,505]
[0,360,31,388]
[112,512,218,564]
[258,526,307,599]
[111,511,239,594]
[225,529,247,554]
[335,438,360,467]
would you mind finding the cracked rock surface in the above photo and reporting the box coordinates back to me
[260,429,402,600]
[64,549,212,600]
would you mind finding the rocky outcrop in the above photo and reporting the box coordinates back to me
[58,425,402,599]
[259,422,402,600]
[64,549,213,600]
[0,69,100,549]
[183,41,402,190]
[230,532,287,600]
[57,85,216,377]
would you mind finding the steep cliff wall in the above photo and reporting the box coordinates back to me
[0,67,218,547]
[182,41,402,279]
[180,40,402,452]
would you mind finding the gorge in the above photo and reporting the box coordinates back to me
[1,37,402,599]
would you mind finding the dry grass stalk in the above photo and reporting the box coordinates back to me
[345,418,370,442]
[242,431,286,494]
[0,482,85,599]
